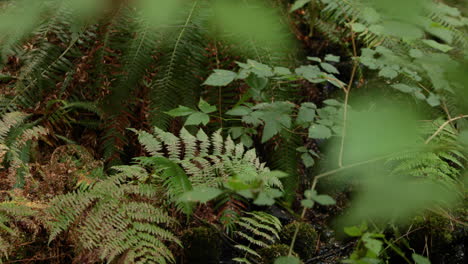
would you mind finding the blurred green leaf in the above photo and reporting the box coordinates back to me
[301,153,315,168]
[297,103,317,124]
[203,70,237,86]
[308,124,332,139]
[412,254,431,264]
[179,187,222,203]
[198,99,216,114]
[422,40,453,52]
[312,194,336,205]
[274,256,301,264]
[185,112,210,126]
[166,106,195,117]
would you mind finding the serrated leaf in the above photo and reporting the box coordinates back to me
[426,93,440,107]
[165,106,196,117]
[241,134,254,147]
[198,99,216,113]
[308,124,332,139]
[226,106,252,116]
[203,70,237,86]
[325,54,340,63]
[379,67,399,79]
[362,234,383,255]
[351,22,366,33]
[297,103,316,124]
[185,112,210,126]
[301,153,315,168]
[320,62,339,74]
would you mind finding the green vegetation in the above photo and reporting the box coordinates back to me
[0,0,467,263]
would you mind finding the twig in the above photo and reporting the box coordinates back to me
[338,29,358,168]
[424,115,468,144]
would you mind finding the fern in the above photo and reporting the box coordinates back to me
[132,127,283,191]
[0,200,40,263]
[387,119,467,191]
[47,164,179,264]
[150,1,209,129]
[232,211,282,264]
[0,112,47,188]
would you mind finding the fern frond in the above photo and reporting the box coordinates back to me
[47,165,179,263]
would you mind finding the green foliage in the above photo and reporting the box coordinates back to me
[0,112,47,188]
[132,127,286,206]
[280,222,317,260]
[47,165,180,263]
[0,200,37,263]
[232,211,282,264]
[258,244,295,264]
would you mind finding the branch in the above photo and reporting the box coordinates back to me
[424,115,468,144]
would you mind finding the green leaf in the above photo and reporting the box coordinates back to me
[301,153,315,168]
[241,134,254,147]
[301,199,314,208]
[412,254,431,264]
[247,59,274,77]
[308,124,332,139]
[362,234,383,255]
[323,99,341,106]
[154,157,193,215]
[179,187,222,203]
[409,49,423,58]
[351,22,367,33]
[312,194,335,205]
[297,103,317,124]
[226,106,252,116]
[295,65,321,82]
[254,192,275,206]
[362,7,380,23]
[274,66,292,75]
[165,106,196,117]
[422,40,453,53]
[391,84,417,93]
[274,256,301,264]
[185,112,210,126]
[320,62,339,74]
[344,226,363,237]
[198,99,216,113]
[426,93,441,107]
[246,74,268,90]
[290,0,310,13]
[203,70,237,86]
[325,54,340,63]
[379,67,399,79]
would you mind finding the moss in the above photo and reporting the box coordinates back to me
[407,213,458,254]
[181,226,222,264]
[258,244,299,264]
[280,221,317,260]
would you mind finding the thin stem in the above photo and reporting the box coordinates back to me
[425,115,468,144]
[338,30,358,168]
